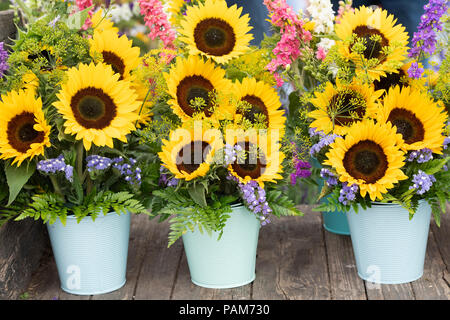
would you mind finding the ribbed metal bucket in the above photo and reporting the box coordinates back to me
[46,211,131,295]
[347,201,431,284]
[182,204,260,289]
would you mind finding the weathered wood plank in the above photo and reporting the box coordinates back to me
[323,227,367,300]
[365,282,415,300]
[432,204,450,270]
[254,206,331,300]
[0,10,16,45]
[170,253,216,300]
[211,284,252,300]
[411,227,450,300]
[24,247,73,300]
[247,217,286,300]
[134,220,184,300]
[92,214,153,300]
[0,221,48,300]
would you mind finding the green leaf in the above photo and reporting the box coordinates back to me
[187,183,207,207]
[65,5,93,30]
[5,162,36,206]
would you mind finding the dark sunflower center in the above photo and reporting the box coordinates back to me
[238,95,269,126]
[343,140,388,184]
[374,69,408,92]
[176,141,211,174]
[102,51,126,80]
[352,26,389,61]
[7,112,44,153]
[28,50,53,71]
[232,142,266,179]
[71,87,117,130]
[194,18,236,57]
[328,91,366,126]
[176,75,214,117]
[388,108,425,144]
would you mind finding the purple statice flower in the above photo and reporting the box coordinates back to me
[408,0,448,76]
[159,166,178,187]
[309,127,325,138]
[443,137,450,150]
[239,180,272,226]
[320,168,338,186]
[339,183,359,205]
[407,61,425,79]
[86,155,113,172]
[290,158,312,185]
[167,178,179,187]
[37,155,73,182]
[113,157,142,186]
[407,148,434,163]
[410,170,436,195]
[310,133,340,156]
[0,42,9,79]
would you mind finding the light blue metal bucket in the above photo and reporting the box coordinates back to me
[182,204,260,289]
[46,211,131,295]
[347,201,431,284]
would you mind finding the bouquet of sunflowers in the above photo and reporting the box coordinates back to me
[265,0,449,223]
[142,0,303,247]
[0,1,161,225]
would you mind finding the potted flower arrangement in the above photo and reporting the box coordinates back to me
[262,0,352,234]
[141,0,303,289]
[0,2,158,295]
[305,1,449,284]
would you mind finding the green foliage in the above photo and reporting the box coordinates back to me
[151,188,235,247]
[266,190,304,218]
[4,161,36,206]
[15,191,148,225]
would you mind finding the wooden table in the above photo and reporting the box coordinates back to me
[24,205,450,300]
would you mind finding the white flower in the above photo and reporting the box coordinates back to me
[109,4,133,24]
[318,38,336,51]
[307,0,335,34]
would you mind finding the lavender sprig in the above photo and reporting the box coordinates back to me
[0,42,9,79]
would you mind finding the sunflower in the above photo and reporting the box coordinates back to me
[373,61,424,94]
[20,71,39,93]
[0,90,51,166]
[324,119,407,201]
[335,6,409,81]
[308,80,383,135]
[375,86,447,154]
[227,132,284,187]
[53,63,140,151]
[179,0,253,64]
[91,9,119,33]
[159,125,223,181]
[232,77,286,133]
[89,30,141,81]
[168,0,187,24]
[164,55,233,121]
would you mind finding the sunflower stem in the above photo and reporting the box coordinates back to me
[76,142,84,185]
[49,176,64,198]
[135,86,153,127]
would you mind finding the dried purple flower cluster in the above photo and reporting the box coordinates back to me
[339,182,359,205]
[320,168,338,186]
[159,166,179,187]
[410,170,436,195]
[310,132,340,156]
[239,180,272,226]
[37,155,74,182]
[407,148,434,163]
[86,155,142,186]
[290,158,311,185]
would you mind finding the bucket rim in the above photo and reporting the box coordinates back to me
[56,210,130,221]
[370,199,428,207]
